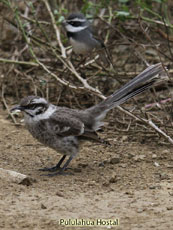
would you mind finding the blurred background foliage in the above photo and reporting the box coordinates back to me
[0,0,173,143]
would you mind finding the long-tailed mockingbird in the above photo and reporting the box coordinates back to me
[11,63,166,175]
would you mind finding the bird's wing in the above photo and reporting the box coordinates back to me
[43,112,85,137]
[80,129,110,145]
[90,32,105,48]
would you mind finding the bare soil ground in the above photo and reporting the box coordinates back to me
[0,110,173,230]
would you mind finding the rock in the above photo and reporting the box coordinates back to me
[119,163,127,168]
[73,168,82,173]
[109,174,117,183]
[150,203,159,207]
[167,164,173,168]
[121,135,128,142]
[109,155,120,164]
[0,168,34,186]
[167,206,173,210]
[77,163,88,168]
[162,150,169,155]
[152,154,157,159]
[56,192,64,197]
[125,191,134,195]
[98,162,105,167]
[169,192,173,196]
[149,185,156,189]
[41,204,47,209]
[159,173,169,180]
[102,182,109,187]
[127,153,135,159]
[133,155,146,162]
[154,162,160,167]
[137,208,145,213]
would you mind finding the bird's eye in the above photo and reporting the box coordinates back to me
[69,21,75,26]
[69,21,81,27]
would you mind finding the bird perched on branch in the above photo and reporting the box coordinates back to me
[11,63,166,176]
[62,12,104,55]
[62,12,122,84]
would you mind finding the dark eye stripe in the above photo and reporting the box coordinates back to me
[69,21,82,27]
[24,103,44,109]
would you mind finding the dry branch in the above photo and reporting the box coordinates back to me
[0,58,39,66]
[43,0,66,58]
[43,0,103,96]
[1,0,173,146]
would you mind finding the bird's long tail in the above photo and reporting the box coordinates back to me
[87,63,167,129]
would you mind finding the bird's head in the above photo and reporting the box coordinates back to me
[11,96,49,118]
[62,12,90,33]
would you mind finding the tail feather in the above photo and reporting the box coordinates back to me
[87,63,167,127]
[101,63,165,109]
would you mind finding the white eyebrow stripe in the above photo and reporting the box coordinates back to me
[67,18,86,22]
[32,98,47,104]
[65,24,88,32]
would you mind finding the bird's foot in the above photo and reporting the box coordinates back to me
[38,166,72,172]
[41,169,74,177]
[38,166,61,172]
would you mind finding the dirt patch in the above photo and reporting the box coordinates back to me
[0,111,173,230]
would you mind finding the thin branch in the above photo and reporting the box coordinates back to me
[43,0,103,96]
[35,58,78,89]
[1,84,18,124]
[43,0,66,58]
[0,58,39,66]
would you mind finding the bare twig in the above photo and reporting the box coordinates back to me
[43,0,103,96]
[43,0,66,58]
[1,84,17,124]
[0,58,39,66]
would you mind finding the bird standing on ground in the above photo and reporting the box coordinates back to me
[11,63,166,176]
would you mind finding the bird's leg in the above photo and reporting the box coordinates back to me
[39,155,66,172]
[43,155,75,176]
[61,155,74,172]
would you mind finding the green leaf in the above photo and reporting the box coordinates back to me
[116,11,130,17]
[54,10,58,15]
[118,0,130,3]
[58,16,65,23]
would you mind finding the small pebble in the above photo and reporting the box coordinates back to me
[136,208,145,213]
[154,162,160,167]
[121,135,128,142]
[110,155,120,164]
[102,182,109,187]
[169,192,173,196]
[98,162,105,167]
[78,163,88,168]
[159,173,169,180]
[149,185,156,189]
[162,150,169,154]
[133,155,146,162]
[167,206,173,210]
[73,168,82,173]
[41,204,47,209]
[152,154,157,159]
[109,174,117,183]
[56,192,64,197]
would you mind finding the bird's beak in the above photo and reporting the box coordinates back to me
[10,105,24,113]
